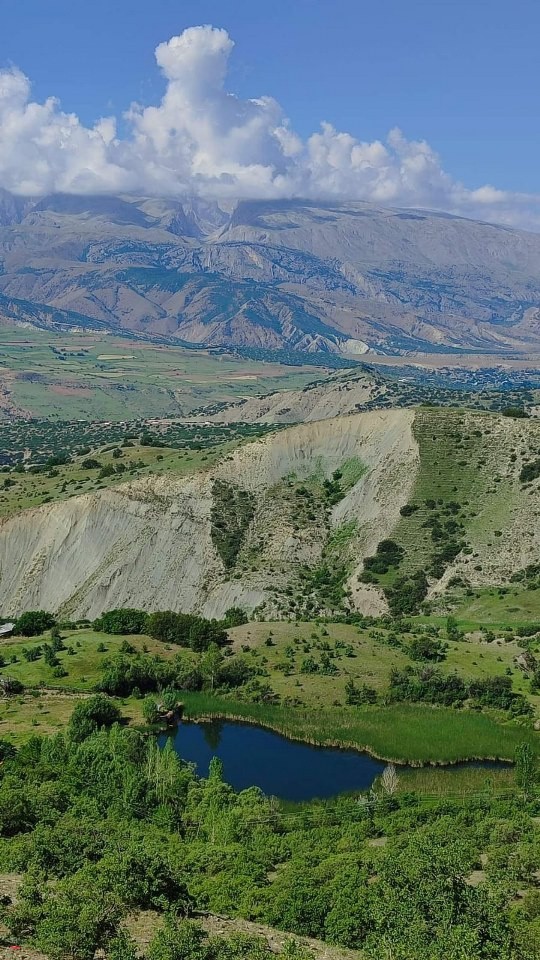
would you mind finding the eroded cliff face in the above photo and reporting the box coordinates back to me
[0,410,419,619]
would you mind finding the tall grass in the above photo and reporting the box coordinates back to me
[180,694,537,764]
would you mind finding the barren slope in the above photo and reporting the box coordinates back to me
[197,368,382,424]
[0,411,417,619]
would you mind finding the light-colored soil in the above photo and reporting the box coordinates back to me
[0,410,417,620]
[124,910,361,960]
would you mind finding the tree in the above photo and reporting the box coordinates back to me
[446,616,462,642]
[345,677,377,705]
[502,406,529,419]
[408,635,446,662]
[223,606,249,627]
[202,643,224,690]
[43,645,60,668]
[146,611,227,651]
[0,676,24,696]
[15,610,56,637]
[68,695,122,742]
[95,608,149,635]
[142,695,160,725]
[515,742,537,797]
[381,763,399,795]
[98,463,116,479]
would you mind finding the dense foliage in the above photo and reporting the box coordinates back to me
[96,609,150,635]
[0,721,539,960]
[389,667,533,716]
[14,610,56,637]
[146,612,228,651]
[210,480,256,570]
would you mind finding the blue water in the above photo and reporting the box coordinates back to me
[160,719,385,801]
[159,719,512,802]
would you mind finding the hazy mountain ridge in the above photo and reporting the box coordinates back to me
[1,192,540,356]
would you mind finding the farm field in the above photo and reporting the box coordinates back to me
[0,327,321,420]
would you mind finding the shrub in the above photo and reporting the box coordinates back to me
[502,406,529,419]
[363,540,405,577]
[520,459,540,484]
[15,610,56,637]
[345,678,377,705]
[98,464,116,479]
[217,658,254,688]
[389,667,467,706]
[95,609,149,635]
[385,570,429,616]
[408,635,447,662]
[399,503,418,517]
[68,694,122,742]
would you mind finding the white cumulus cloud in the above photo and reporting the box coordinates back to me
[0,24,539,230]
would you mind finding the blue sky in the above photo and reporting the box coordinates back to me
[0,0,538,227]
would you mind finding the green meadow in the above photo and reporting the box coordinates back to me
[0,327,320,420]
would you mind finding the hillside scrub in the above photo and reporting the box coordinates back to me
[211,479,256,569]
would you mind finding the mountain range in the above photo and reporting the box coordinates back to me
[1,189,540,358]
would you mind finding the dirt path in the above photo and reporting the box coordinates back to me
[126,910,361,959]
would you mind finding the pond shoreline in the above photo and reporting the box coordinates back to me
[180,710,515,769]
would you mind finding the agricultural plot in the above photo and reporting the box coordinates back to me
[0,327,320,420]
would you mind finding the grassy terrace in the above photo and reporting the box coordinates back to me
[377,407,519,581]
[0,438,236,518]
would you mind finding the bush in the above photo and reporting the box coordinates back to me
[146,611,227,652]
[363,540,405,577]
[520,459,540,484]
[389,667,467,707]
[217,658,254,688]
[223,606,249,627]
[399,503,418,517]
[408,635,447,662]
[95,609,149,635]
[15,610,56,637]
[68,695,122,742]
[98,464,116,479]
[345,678,377,705]
[385,570,429,616]
[502,406,529,419]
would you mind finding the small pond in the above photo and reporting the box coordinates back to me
[159,719,511,802]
